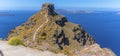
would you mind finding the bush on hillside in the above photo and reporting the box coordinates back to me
[8,37,24,46]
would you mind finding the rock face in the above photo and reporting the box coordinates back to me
[74,44,116,56]
[42,3,55,15]
[7,3,115,56]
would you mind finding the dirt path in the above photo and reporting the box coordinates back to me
[32,15,48,41]
[0,41,66,56]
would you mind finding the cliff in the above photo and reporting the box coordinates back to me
[7,3,116,56]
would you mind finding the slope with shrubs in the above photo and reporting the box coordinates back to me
[7,3,116,56]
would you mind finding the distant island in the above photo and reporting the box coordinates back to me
[56,9,93,14]
[0,13,14,16]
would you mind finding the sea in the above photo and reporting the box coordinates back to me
[0,10,120,56]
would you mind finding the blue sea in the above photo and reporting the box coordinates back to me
[0,10,120,56]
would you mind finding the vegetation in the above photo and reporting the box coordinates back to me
[39,36,46,40]
[8,36,24,46]
[62,49,70,55]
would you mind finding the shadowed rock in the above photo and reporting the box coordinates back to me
[41,3,57,16]
[42,3,54,12]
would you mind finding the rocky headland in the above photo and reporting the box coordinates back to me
[0,3,116,56]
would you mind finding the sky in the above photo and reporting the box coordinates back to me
[0,0,120,10]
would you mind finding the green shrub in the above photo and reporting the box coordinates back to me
[62,49,70,55]
[8,37,24,46]
[39,36,46,40]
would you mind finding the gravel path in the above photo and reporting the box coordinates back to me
[32,15,49,41]
[0,41,66,56]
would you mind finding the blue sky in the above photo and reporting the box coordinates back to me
[0,0,120,10]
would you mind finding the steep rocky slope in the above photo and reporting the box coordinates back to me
[7,3,116,56]
[74,44,116,56]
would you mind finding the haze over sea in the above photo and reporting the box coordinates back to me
[0,9,120,56]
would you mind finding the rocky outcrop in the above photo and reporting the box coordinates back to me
[74,44,116,56]
[7,3,115,56]
[42,3,54,13]
[41,3,57,16]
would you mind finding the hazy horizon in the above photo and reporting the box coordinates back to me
[1,0,120,11]
[1,7,120,12]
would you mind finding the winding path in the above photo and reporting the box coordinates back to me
[32,15,48,41]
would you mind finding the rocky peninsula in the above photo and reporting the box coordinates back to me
[0,3,116,56]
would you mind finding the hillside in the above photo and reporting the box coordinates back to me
[6,3,116,56]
